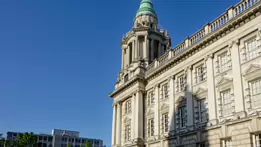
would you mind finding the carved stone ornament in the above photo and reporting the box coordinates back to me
[228,39,239,48]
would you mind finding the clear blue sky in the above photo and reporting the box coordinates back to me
[0,0,239,146]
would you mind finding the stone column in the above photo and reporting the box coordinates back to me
[116,103,122,145]
[150,39,155,62]
[112,104,117,146]
[185,66,194,126]
[206,54,218,125]
[154,84,160,137]
[136,36,139,60]
[121,48,124,69]
[158,42,161,57]
[135,90,144,139]
[144,36,148,61]
[131,94,136,140]
[230,40,246,118]
[132,41,135,62]
[169,76,175,131]
[126,46,130,67]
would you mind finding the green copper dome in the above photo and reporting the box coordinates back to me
[136,0,157,17]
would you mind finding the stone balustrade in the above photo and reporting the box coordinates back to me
[158,51,169,66]
[234,0,259,16]
[210,12,229,32]
[146,0,261,73]
[173,42,185,56]
[146,61,156,75]
[189,28,205,45]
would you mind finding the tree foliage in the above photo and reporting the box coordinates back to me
[17,132,37,147]
[85,141,92,147]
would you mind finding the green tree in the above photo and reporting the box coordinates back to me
[67,144,71,147]
[85,141,92,147]
[17,132,37,147]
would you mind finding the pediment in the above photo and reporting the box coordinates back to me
[216,76,233,87]
[160,103,169,110]
[193,87,207,96]
[146,108,154,116]
[243,64,261,76]
[176,96,186,103]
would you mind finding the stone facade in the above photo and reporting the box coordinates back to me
[109,0,261,147]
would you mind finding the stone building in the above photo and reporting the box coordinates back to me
[109,0,261,146]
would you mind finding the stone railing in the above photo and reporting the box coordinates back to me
[190,28,206,45]
[234,0,259,16]
[146,61,156,74]
[158,51,169,66]
[210,12,229,32]
[173,42,185,56]
[146,0,261,74]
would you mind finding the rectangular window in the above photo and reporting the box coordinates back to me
[179,106,186,128]
[148,91,154,105]
[177,75,185,92]
[39,136,43,141]
[253,134,261,147]
[221,90,233,117]
[148,118,154,137]
[218,52,229,73]
[196,65,206,83]
[250,79,261,108]
[221,138,232,147]
[125,100,131,114]
[162,84,168,99]
[162,113,169,133]
[125,125,131,142]
[246,38,258,61]
[198,99,207,122]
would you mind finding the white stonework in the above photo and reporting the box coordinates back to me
[110,0,261,147]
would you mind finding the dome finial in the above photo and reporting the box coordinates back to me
[136,0,157,18]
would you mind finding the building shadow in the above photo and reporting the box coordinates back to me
[167,90,210,147]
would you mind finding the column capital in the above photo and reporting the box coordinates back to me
[130,91,136,97]
[185,65,193,73]
[135,89,144,94]
[168,75,175,81]
[229,39,239,48]
[205,53,214,61]
[154,84,160,89]
[114,101,122,107]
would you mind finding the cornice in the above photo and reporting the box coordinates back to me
[145,2,261,82]
[109,75,145,98]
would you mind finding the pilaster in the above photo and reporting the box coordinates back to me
[116,102,122,145]
[230,40,246,118]
[168,76,175,131]
[112,104,117,146]
[135,90,144,139]
[131,93,136,140]
[205,54,218,125]
[154,84,160,138]
[185,66,194,126]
